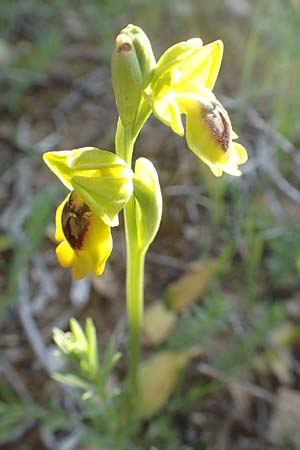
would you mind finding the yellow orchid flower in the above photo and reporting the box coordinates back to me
[43,147,133,279]
[55,190,112,280]
[149,38,247,176]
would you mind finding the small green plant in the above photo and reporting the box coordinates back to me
[53,318,137,448]
[42,24,248,445]
[53,318,121,398]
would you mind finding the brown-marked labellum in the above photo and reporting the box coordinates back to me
[203,101,231,152]
[62,191,92,250]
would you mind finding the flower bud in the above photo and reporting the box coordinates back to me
[111,24,156,129]
[121,24,156,88]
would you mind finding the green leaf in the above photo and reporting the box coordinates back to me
[102,336,121,381]
[85,318,99,378]
[70,319,88,351]
[53,327,70,354]
[52,372,92,392]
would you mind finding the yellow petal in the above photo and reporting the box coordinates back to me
[219,142,248,177]
[221,163,241,177]
[55,194,70,241]
[231,142,248,165]
[153,38,203,83]
[72,253,92,280]
[152,94,184,136]
[71,213,112,280]
[181,40,223,91]
[89,218,113,276]
[56,240,74,268]
[208,163,223,177]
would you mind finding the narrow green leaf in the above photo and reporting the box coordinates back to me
[52,372,92,392]
[70,319,88,351]
[85,317,99,377]
[53,327,69,353]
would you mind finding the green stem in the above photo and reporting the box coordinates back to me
[116,120,145,394]
[125,201,145,392]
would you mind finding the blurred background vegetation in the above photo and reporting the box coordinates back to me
[1,0,300,449]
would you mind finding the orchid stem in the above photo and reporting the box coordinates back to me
[116,120,144,395]
[124,202,145,392]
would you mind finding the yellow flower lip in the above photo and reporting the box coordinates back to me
[182,92,248,177]
[55,191,113,280]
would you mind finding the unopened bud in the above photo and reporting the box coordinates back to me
[111,25,156,130]
[121,24,156,88]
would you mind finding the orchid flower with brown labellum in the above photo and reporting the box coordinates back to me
[148,38,247,176]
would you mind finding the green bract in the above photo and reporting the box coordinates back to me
[132,158,162,253]
[43,147,133,227]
